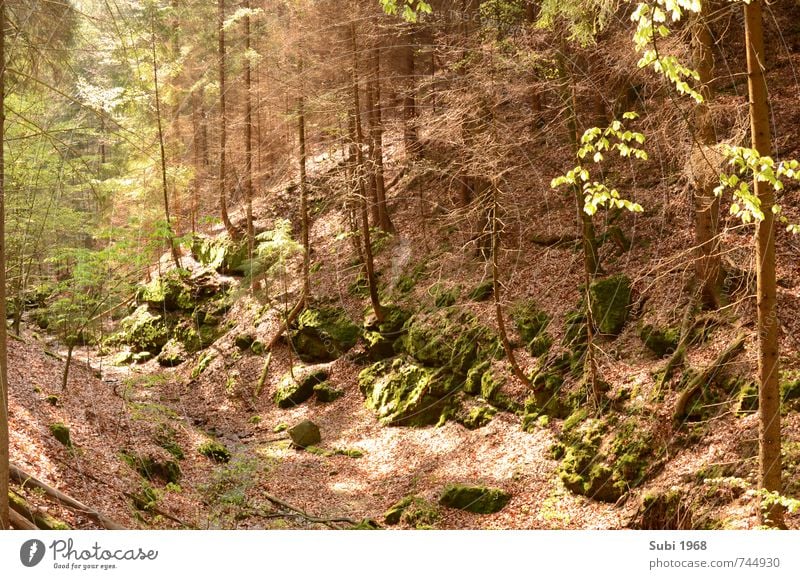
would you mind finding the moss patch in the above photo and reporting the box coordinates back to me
[384,495,440,528]
[457,405,496,430]
[116,305,169,353]
[198,440,231,463]
[590,275,631,335]
[511,300,551,355]
[313,381,344,403]
[120,450,182,484]
[439,484,511,514]
[363,305,410,361]
[639,324,680,357]
[359,357,459,427]
[290,306,361,362]
[468,280,494,302]
[49,422,72,447]
[274,367,328,408]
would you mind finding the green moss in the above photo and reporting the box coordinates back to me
[458,406,496,430]
[464,361,489,395]
[49,422,71,447]
[439,484,511,514]
[431,283,460,307]
[399,308,496,374]
[313,381,344,403]
[274,367,328,408]
[273,422,288,433]
[154,425,185,460]
[468,280,494,302]
[384,495,440,528]
[780,371,800,404]
[590,275,631,335]
[363,305,410,361]
[117,305,169,353]
[287,419,321,448]
[191,233,248,274]
[131,481,161,512]
[120,450,182,484]
[737,381,759,415]
[511,300,550,346]
[198,440,231,463]
[191,351,215,379]
[290,306,361,362]
[45,394,59,406]
[8,492,70,529]
[157,338,187,367]
[251,340,265,355]
[394,262,426,295]
[640,324,680,357]
[359,357,459,427]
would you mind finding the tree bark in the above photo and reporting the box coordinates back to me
[0,0,9,532]
[218,0,239,240]
[370,46,393,233]
[297,60,311,304]
[402,24,419,158]
[692,1,722,309]
[744,0,783,528]
[351,21,383,323]
[151,11,182,268]
[244,1,254,267]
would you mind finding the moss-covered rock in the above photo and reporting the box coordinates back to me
[154,425,185,460]
[363,305,410,361]
[468,279,494,302]
[198,440,231,463]
[439,484,511,514]
[274,367,328,408]
[640,324,680,357]
[359,357,459,427]
[120,450,182,484]
[384,495,440,528]
[117,305,169,353]
[138,270,195,312]
[313,381,344,403]
[511,300,550,348]
[288,419,321,448]
[399,308,498,374]
[49,422,72,447]
[464,361,489,396]
[290,306,361,362]
[157,338,187,367]
[590,275,631,335]
[191,233,248,274]
[458,406,496,430]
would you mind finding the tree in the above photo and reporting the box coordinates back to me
[744,0,782,529]
[0,0,8,532]
[218,0,239,241]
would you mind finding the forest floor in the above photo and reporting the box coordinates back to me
[8,45,800,529]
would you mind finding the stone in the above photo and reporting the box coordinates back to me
[288,419,321,448]
[439,484,511,514]
[274,367,328,408]
[590,275,631,335]
[290,306,360,362]
[157,339,187,367]
[117,305,169,353]
[640,324,680,357]
[313,382,344,403]
[49,422,72,447]
[197,440,231,463]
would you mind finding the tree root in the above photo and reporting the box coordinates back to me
[261,492,375,530]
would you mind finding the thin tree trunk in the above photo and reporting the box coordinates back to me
[151,12,181,268]
[244,2,255,275]
[371,46,393,233]
[0,0,9,532]
[190,89,202,234]
[364,71,380,225]
[402,25,419,158]
[297,60,311,304]
[692,2,722,309]
[744,0,783,528]
[351,22,383,323]
[218,0,238,240]
[61,343,74,392]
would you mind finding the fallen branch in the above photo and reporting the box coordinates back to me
[254,352,273,398]
[10,463,126,530]
[264,298,305,352]
[261,492,367,529]
[673,333,746,421]
[9,508,38,530]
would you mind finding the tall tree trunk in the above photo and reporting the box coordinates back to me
[297,60,311,304]
[218,0,238,240]
[0,0,9,531]
[402,24,419,158]
[692,2,722,309]
[151,12,181,269]
[744,0,783,528]
[244,1,254,271]
[364,71,380,225]
[351,22,383,323]
[190,89,202,234]
[370,46,393,233]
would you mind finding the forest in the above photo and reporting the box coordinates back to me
[1,0,800,531]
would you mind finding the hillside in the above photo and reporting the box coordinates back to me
[5,0,800,532]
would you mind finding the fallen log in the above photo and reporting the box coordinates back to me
[9,508,38,530]
[10,463,126,530]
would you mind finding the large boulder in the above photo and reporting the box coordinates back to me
[399,308,499,374]
[358,357,459,426]
[191,233,248,274]
[288,420,321,448]
[290,306,361,362]
[363,305,410,361]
